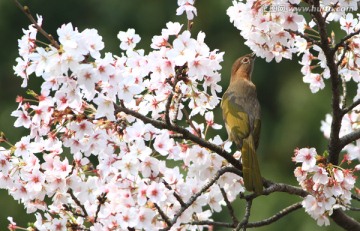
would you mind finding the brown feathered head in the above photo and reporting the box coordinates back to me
[231,53,256,81]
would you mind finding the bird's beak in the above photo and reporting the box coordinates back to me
[250,52,256,59]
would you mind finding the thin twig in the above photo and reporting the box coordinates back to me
[173,93,183,122]
[246,179,309,200]
[187,0,195,31]
[160,167,241,231]
[340,74,347,109]
[220,187,238,225]
[94,193,107,223]
[324,2,339,22]
[183,220,236,228]
[246,202,302,228]
[345,206,360,211]
[13,0,60,49]
[154,203,172,227]
[235,199,252,231]
[352,194,360,202]
[182,108,202,138]
[284,29,319,45]
[67,189,88,217]
[333,29,360,56]
[165,73,181,125]
[169,133,185,139]
[338,44,348,109]
[165,91,175,125]
[339,130,360,149]
[342,99,360,115]
[163,180,186,207]
[336,43,348,67]
[63,204,87,218]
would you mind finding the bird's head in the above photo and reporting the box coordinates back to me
[231,53,256,81]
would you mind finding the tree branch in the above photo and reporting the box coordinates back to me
[13,0,60,49]
[284,29,319,45]
[312,0,342,166]
[114,103,242,169]
[67,189,88,217]
[165,91,175,125]
[114,103,311,200]
[220,187,238,225]
[235,199,253,231]
[336,43,348,67]
[164,69,181,125]
[154,202,172,227]
[163,180,186,207]
[182,107,202,137]
[185,203,303,229]
[333,29,360,56]
[352,194,360,202]
[94,193,107,223]
[330,209,360,231]
[246,202,302,228]
[339,130,360,149]
[257,179,308,198]
[160,167,241,231]
[345,206,360,211]
[342,99,360,115]
[184,220,235,228]
[310,3,360,230]
[323,2,339,22]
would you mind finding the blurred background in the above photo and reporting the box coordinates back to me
[0,0,356,230]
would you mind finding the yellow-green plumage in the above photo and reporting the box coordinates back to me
[221,53,263,194]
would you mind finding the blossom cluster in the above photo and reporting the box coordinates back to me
[293,148,357,226]
[227,0,305,62]
[0,3,249,230]
[321,109,360,161]
[227,0,360,94]
[229,6,360,226]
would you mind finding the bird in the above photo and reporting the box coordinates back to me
[221,53,263,194]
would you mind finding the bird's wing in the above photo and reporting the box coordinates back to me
[253,118,261,149]
[221,92,251,149]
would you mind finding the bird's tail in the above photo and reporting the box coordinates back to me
[241,135,263,194]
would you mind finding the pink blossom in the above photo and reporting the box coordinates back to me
[333,168,344,183]
[340,13,359,34]
[135,208,156,230]
[117,29,141,50]
[11,107,31,128]
[205,111,222,130]
[293,148,317,171]
[146,182,167,203]
[176,0,197,20]
[303,73,325,93]
[93,94,116,121]
[312,166,329,185]
[153,132,173,156]
[81,28,104,59]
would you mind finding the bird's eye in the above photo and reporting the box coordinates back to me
[242,57,250,64]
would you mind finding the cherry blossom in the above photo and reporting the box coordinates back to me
[293,148,356,226]
[4,0,360,230]
[205,111,222,130]
[176,0,197,20]
[117,28,141,50]
[3,6,231,228]
[303,73,325,93]
[293,148,317,171]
